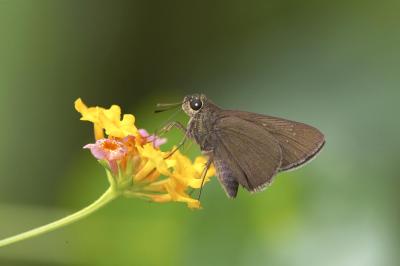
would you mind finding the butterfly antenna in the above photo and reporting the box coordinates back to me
[154,102,181,113]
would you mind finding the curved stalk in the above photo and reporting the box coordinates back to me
[0,187,118,248]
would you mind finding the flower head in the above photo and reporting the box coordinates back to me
[75,98,214,208]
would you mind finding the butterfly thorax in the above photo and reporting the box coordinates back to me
[187,103,221,152]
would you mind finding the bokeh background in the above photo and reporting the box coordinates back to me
[0,1,399,265]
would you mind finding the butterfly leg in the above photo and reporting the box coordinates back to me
[197,155,213,200]
[164,138,187,159]
[158,121,187,135]
[158,121,189,158]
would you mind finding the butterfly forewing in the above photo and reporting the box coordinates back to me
[223,111,325,171]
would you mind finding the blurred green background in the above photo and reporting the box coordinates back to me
[0,1,399,265]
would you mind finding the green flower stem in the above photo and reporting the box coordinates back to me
[0,186,119,248]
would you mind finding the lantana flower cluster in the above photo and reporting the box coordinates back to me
[75,98,214,208]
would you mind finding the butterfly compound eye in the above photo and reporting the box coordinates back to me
[190,98,203,111]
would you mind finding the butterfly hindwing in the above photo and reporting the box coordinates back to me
[213,116,282,195]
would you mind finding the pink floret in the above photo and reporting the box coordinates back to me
[138,129,167,148]
[84,139,127,172]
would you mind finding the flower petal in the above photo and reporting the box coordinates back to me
[137,144,172,176]
[75,98,138,139]
[83,143,107,160]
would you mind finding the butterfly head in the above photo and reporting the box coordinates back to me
[182,93,208,117]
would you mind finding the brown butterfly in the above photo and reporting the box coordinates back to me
[157,93,325,198]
